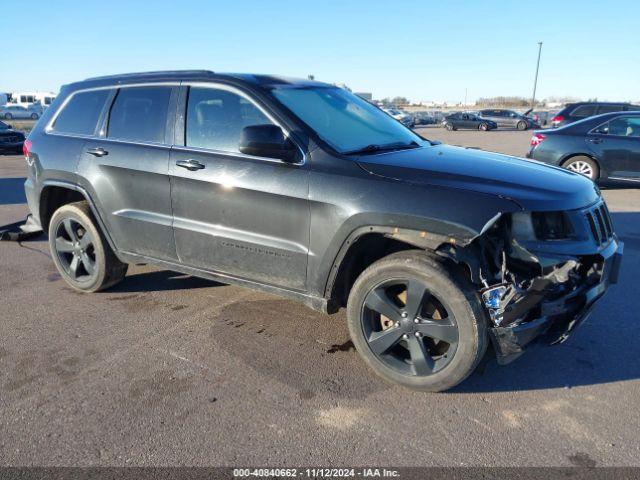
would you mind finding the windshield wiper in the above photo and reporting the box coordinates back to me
[343,141,420,156]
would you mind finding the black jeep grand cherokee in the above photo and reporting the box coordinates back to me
[24,71,623,391]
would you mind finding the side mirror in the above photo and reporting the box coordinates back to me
[239,124,298,162]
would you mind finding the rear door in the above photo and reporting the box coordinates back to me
[480,110,499,125]
[78,85,178,261]
[169,83,310,290]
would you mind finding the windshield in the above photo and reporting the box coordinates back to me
[271,86,423,154]
[0,121,8,129]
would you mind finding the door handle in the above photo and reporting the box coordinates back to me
[588,138,603,144]
[87,147,109,157]
[176,159,205,171]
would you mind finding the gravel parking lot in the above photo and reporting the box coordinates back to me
[1,130,639,467]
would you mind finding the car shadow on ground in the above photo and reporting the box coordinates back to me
[108,269,223,292]
[454,211,640,393]
[0,178,27,205]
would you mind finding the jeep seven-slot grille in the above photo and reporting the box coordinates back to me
[585,203,613,245]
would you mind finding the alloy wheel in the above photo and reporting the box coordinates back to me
[360,279,459,377]
[566,160,594,179]
[53,218,98,282]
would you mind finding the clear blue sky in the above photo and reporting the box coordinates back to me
[1,0,638,103]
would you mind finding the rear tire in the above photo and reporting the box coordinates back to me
[347,251,487,392]
[4,113,12,120]
[562,155,599,181]
[445,123,455,131]
[30,113,38,120]
[48,201,128,292]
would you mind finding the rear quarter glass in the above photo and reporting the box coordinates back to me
[52,90,111,136]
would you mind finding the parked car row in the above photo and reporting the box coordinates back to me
[442,112,497,131]
[381,107,415,127]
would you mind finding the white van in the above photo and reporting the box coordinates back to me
[10,91,57,109]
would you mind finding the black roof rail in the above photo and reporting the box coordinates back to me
[83,70,215,82]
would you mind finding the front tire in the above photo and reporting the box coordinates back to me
[517,121,527,130]
[347,251,487,392]
[562,156,599,180]
[4,113,12,120]
[30,113,39,119]
[445,123,455,131]
[479,123,489,131]
[48,201,128,292]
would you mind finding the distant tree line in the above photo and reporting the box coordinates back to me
[380,97,410,106]
[476,96,535,107]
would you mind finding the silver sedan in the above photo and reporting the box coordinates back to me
[0,105,41,120]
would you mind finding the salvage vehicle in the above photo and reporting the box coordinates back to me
[23,71,623,391]
[527,111,640,182]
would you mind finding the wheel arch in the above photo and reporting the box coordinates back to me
[39,180,119,254]
[324,225,462,313]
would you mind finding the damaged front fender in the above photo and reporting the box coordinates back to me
[440,201,624,365]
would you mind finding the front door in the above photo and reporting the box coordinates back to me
[169,85,310,290]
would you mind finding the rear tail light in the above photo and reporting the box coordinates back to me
[530,133,546,147]
[22,139,32,158]
[551,115,564,124]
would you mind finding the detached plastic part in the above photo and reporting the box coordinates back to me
[0,215,43,242]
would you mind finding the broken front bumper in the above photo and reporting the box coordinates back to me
[488,238,623,365]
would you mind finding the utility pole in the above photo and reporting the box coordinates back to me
[464,88,468,107]
[531,42,543,109]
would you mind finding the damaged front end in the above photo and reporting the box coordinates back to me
[441,200,623,364]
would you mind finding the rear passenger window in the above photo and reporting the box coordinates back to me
[186,87,273,152]
[571,105,596,118]
[107,86,172,143]
[52,90,110,136]
[598,105,623,114]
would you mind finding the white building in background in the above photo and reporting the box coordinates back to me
[8,91,57,108]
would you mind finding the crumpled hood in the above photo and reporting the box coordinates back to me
[357,144,599,211]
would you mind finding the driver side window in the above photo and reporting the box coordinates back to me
[186,87,273,152]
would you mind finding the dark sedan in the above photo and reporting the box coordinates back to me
[0,120,26,154]
[443,112,497,131]
[527,111,640,183]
